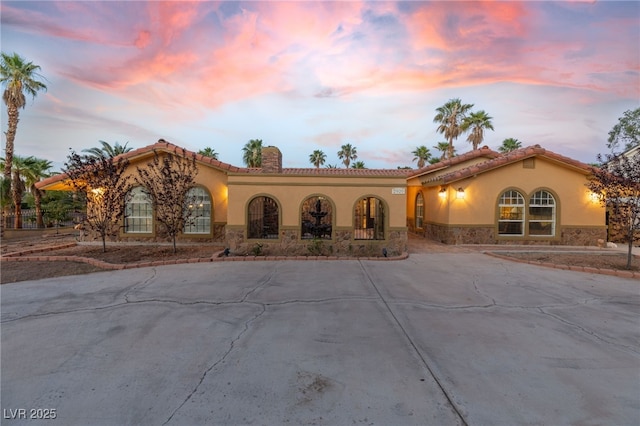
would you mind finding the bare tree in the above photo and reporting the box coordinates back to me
[588,150,640,269]
[64,151,131,252]
[135,149,198,253]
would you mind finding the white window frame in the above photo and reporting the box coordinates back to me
[528,190,556,237]
[125,186,153,234]
[184,187,211,234]
[415,193,424,229]
[498,190,525,236]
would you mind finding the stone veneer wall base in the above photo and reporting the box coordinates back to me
[424,223,607,246]
[225,228,407,257]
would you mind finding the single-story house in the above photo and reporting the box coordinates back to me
[38,141,408,256]
[37,140,606,253]
[406,145,606,245]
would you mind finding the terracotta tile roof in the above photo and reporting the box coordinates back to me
[37,140,409,189]
[279,168,410,177]
[407,145,500,178]
[36,139,251,189]
[421,145,594,185]
[123,140,250,173]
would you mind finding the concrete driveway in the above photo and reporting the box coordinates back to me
[2,252,638,425]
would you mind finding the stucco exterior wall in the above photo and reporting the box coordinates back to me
[227,174,407,228]
[123,153,230,225]
[407,156,606,245]
[445,158,603,227]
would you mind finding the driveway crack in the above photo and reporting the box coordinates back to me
[537,308,640,356]
[357,260,468,426]
[162,302,266,425]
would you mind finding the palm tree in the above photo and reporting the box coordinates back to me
[0,155,37,228]
[83,140,132,159]
[351,161,366,169]
[197,147,219,159]
[433,98,474,159]
[433,141,452,161]
[499,138,522,153]
[23,157,52,228]
[462,110,494,150]
[309,150,326,168]
[0,53,47,185]
[325,164,338,169]
[412,145,432,168]
[242,139,262,167]
[337,143,358,168]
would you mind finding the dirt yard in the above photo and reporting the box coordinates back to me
[1,234,223,284]
[1,233,637,284]
[501,252,638,272]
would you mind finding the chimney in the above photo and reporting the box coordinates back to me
[261,146,282,173]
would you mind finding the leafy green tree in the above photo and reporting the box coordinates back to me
[433,98,473,159]
[498,138,522,153]
[0,52,47,184]
[41,190,85,230]
[412,145,432,168]
[64,151,132,252]
[198,147,219,159]
[309,150,327,168]
[242,139,263,167]
[135,149,199,253]
[607,107,640,152]
[462,110,494,150]
[82,141,133,159]
[351,161,366,169]
[337,143,358,168]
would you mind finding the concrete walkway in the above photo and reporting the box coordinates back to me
[1,252,638,425]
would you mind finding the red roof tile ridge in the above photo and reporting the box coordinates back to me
[121,139,251,173]
[407,146,500,178]
[279,167,410,176]
[433,144,592,184]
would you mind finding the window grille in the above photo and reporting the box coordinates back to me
[184,187,211,234]
[124,187,153,233]
[248,196,279,239]
[415,193,424,229]
[498,190,524,235]
[529,190,556,236]
[354,197,385,240]
[301,196,332,240]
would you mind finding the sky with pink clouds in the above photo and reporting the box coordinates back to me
[1,1,639,171]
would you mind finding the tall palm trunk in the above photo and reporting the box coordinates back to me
[4,103,19,182]
[33,188,44,228]
[11,170,22,228]
[447,106,458,159]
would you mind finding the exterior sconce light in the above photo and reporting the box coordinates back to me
[438,187,447,199]
[589,191,600,203]
[456,187,465,199]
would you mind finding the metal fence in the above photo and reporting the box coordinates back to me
[2,209,85,230]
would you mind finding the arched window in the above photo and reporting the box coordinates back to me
[125,186,153,233]
[184,187,211,234]
[498,190,525,235]
[247,196,279,239]
[529,190,556,236]
[415,192,424,229]
[301,196,333,240]
[354,197,385,240]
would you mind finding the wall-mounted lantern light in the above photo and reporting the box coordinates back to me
[589,191,600,203]
[456,187,465,199]
[438,187,447,199]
